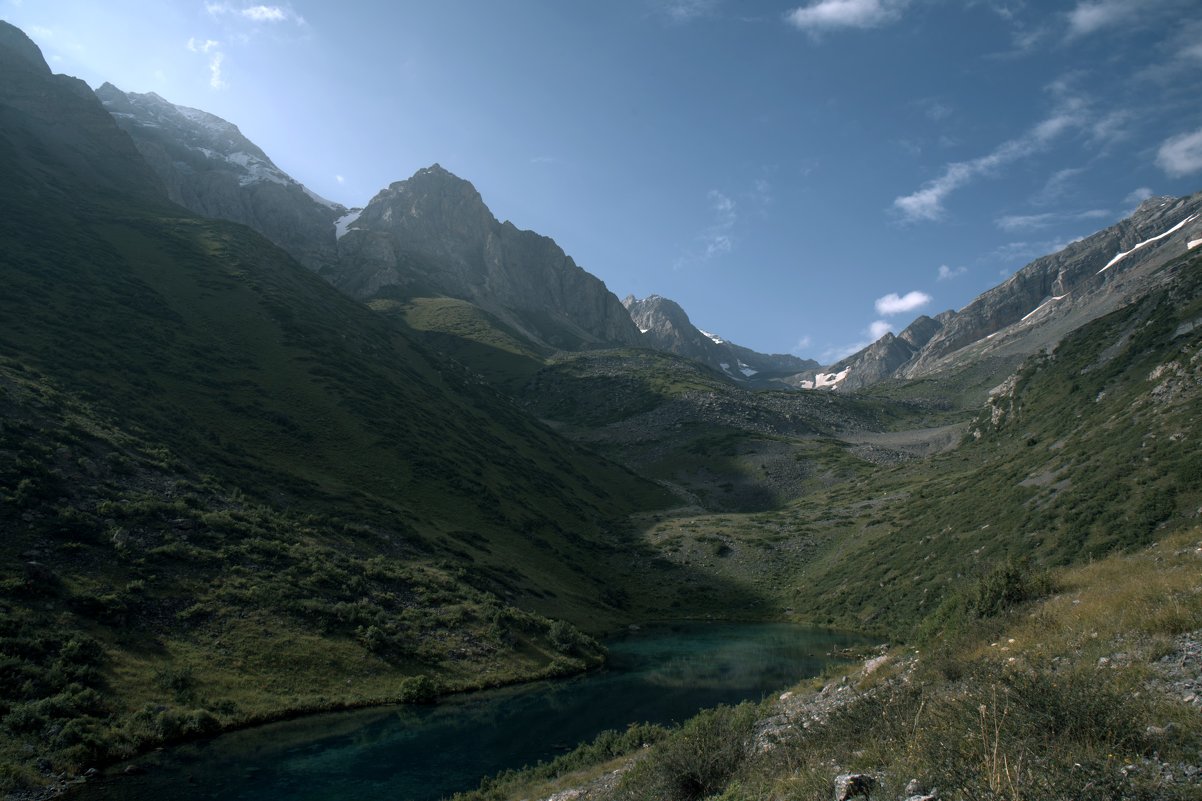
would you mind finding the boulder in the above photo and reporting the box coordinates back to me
[834,772,876,800]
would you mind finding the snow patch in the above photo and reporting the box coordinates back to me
[1020,294,1068,323]
[638,327,650,334]
[1189,239,1202,251]
[1099,214,1199,273]
[335,208,363,240]
[804,368,851,390]
[698,328,725,345]
[719,362,731,370]
[740,367,758,377]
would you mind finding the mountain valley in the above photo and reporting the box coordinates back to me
[2,16,1202,801]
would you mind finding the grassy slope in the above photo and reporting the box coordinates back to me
[623,248,1202,635]
[0,135,767,786]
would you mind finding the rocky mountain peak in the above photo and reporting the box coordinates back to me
[336,165,643,349]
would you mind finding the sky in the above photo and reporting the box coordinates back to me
[5,0,1202,363]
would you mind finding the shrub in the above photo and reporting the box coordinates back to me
[398,674,438,704]
[612,703,758,801]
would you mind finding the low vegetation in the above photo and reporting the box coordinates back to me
[463,532,1202,800]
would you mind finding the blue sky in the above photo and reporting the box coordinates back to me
[6,0,1202,362]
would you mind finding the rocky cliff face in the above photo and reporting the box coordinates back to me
[94,83,344,273]
[333,165,642,349]
[624,294,818,384]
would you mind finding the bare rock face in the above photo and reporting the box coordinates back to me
[94,83,344,273]
[333,165,642,349]
[624,294,818,384]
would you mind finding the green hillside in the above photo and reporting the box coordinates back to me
[0,35,716,785]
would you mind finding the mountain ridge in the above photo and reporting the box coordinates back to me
[830,194,1202,393]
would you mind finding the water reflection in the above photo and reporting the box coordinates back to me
[80,623,865,801]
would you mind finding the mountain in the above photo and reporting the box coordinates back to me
[819,312,954,392]
[332,165,643,349]
[92,86,641,352]
[94,82,345,273]
[0,25,162,203]
[0,22,702,785]
[829,194,1202,393]
[623,294,819,385]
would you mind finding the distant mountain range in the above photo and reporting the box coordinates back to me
[94,79,1202,397]
[90,79,1202,395]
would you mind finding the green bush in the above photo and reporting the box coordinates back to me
[612,703,759,801]
[397,674,438,704]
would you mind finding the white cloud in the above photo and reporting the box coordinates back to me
[792,335,813,353]
[893,98,1087,223]
[186,36,228,89]
[205,2,302,24]
[1032,166,1085,205]
[1156,128,1202,177]
[1124,187,1154,205]
[242,4,287,21]
[703,189,736,258]
[208,51,226,89]
[1066,0,1138,38]
[335,175,345,184]
[937,264,967,281]
[875,291,931,315]
[868,320,893,339]
[996,208,1110,231]
[187,37,220,53]
[785,0,907,31]
[657,0,719,22]
[990,236,1083,264]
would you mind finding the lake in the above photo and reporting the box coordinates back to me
[79,623,867,801]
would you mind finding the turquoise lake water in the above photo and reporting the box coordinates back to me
[79,623,866,801]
